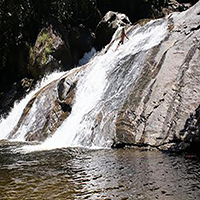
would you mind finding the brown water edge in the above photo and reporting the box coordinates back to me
[0,140,200,200]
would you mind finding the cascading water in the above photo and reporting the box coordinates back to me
[0,71,65,140]
[0,18,169,151]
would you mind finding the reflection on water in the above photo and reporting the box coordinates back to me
[0,140,200,200]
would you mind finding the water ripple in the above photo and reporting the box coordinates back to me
[0,141,200,199]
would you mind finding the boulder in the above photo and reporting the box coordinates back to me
[94,1,195,50]
[29,23,96,79]
[0,0,101,114]
[1,0,196,117]
[8,66,86,142]
[28,25,72,79]
[95,11,131,50]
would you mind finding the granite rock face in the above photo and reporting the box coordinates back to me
[114,1,200,148]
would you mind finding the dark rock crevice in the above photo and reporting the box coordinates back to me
[181,105,200,142]
[191,24,200,31]
[2,1,200,150]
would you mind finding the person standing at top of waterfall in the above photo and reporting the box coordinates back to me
[116,27,129,50]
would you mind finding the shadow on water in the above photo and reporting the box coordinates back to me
[0,140,200,200]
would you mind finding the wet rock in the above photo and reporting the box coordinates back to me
[0,77,34,117]
[21,78,34,92]
[8,66,86,142]
[0,0,101,93]
[57,76,77,113]
[1,0,196,117]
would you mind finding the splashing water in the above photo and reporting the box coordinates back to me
[0,71,65,140]
[0,18,169,152]
[78,47,97,66]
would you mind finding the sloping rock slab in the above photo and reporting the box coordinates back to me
[114,1,200,148]
[8,66,86,141]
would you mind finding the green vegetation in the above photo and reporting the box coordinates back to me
[29,31,53,69]
[0,0,97,50]
[0,0,98,89]
[37,32,53,66]
[41,45,52,66]
[38,33,49,47]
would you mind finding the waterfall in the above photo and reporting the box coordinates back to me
[0,72,65,140]
[0,17,169,151]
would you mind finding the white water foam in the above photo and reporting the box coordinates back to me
[19,18,168,152]
[78,47,97,66]
[0,71,65,139]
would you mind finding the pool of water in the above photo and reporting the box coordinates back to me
[0,140,199,200]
